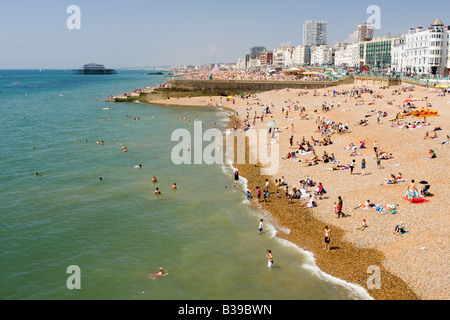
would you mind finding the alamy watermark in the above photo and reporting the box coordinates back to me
[367,5,381,30]
[366,265,381,289]
[66,265,81,290]
[66,5,81,30]
[171,121,279,175]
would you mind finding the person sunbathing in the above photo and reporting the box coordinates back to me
[385,174,397,184]
[379,152,393,159]
[325,164,346,171]
[304,159,319,167]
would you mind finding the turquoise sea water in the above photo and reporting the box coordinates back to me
[0,70,372,300]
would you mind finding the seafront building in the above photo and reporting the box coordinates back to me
[303,20,328,46]
[260,51,274,67]
[334,43,359,68]
[358,22,374,42]
[231,17,450,77]
[391,18,449,76]
[249,46,267,59]
[310,45,334,66]
[358,36,399,70]
[292,45,311,66]
[272,45,295,68]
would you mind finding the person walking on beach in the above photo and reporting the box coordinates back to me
[337,196,344,218]
[376,153,382,169]
[350,159,355,175]
[290,135,293,147]
[324,226,331,252]
[266,249,274,268]
[361,159,366,176]
[256,186,262,202]
[234,170,239,185]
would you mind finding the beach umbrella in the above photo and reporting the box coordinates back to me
[267,121,278,126]
[404,99,413,103]
[419,181,429,184]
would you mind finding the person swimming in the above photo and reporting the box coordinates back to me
[152,267,168,278]
[154,187,161,194]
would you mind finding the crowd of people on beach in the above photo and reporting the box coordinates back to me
[180,70,333,82]
[228,81,448,263]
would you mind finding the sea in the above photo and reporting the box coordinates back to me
[0,69,372,300]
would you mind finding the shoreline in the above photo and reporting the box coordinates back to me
[137,83,449,300]
[225,110,418,300]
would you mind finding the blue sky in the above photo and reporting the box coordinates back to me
[0,0,447,69]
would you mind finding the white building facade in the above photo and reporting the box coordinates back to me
[292,45,310,66]
[334,43,359,68]
[392,18,449,76]
[310,45,334,66]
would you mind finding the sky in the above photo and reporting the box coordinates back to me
[0,0,448,69]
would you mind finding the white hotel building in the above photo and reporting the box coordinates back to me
[391,18,449,76]
[310,45,334,66]
[334,43,359,68]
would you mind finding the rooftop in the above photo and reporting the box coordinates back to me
[431,18,444,26]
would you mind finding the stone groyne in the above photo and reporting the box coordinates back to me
[114,75,423,103]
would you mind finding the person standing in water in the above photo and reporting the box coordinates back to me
[266,249,274,268]
[259,219,264,233]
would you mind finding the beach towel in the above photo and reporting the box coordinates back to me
[403,196,429,204]
[299,189,309,198]
[403,191,429,203]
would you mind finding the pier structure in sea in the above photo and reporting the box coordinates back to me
[73,63,117,75]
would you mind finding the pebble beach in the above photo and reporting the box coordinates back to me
[151,82,449,300]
